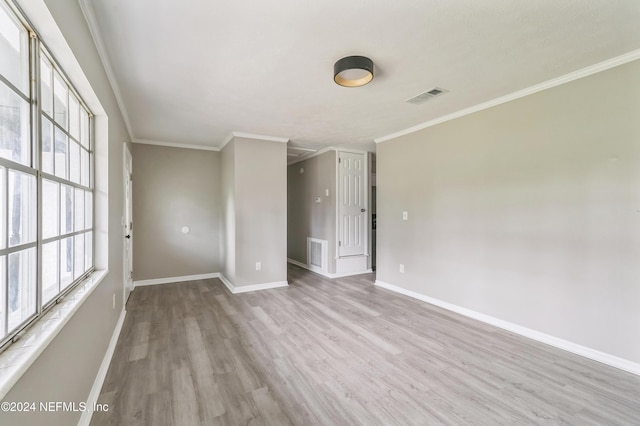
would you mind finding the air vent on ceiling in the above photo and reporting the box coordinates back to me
[405,87,449,105]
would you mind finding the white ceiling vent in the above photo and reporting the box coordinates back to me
[405,87,449,105]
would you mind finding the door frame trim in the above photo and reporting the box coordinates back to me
[122,142,133,305]
[335,149,369,259]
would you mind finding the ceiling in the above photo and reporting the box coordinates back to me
[82,0,640,153]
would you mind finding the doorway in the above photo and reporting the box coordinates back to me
[123,143,133,304]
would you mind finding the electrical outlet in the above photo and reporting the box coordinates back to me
[112,294,116,309]
[402,211,408,221]
[399,264,405,273]
[256,262,261,271]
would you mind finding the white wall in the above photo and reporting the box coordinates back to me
[0,0,129,424]
[377,59,640,365]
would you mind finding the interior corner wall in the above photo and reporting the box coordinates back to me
[376,58,640,364]
[0,0,129,424]
[131,144,221,281]
[287,151,337,273]
[220,140,236,284]
[233,137,287,287]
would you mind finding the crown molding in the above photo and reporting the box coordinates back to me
[78,0,134,140]
[132,131,291,152]
[132,138,220,152]
[375,48,640,144]
[232,132,290,143]
[218,133,234,151]
[219,131,290,151]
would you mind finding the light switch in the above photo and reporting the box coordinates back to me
[325,189,330,197]
[402,211,408,221]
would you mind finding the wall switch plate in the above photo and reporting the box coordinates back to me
[402,211,408,221]
[399,264,405,273]
[256,262,261,271]
[325,189,330,196]
[315,197,321,203]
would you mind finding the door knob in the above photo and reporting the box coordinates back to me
[125,235,131,239]
[361,208,366,212]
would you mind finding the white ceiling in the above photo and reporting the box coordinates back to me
[82,0,640,152]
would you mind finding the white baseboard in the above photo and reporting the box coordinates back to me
[217,273,235,293]
[218,273,288,294]
[78,309,127,426]
[133,273,219,287]
[374,280,640,376]
[288,258,333,278]
[287,258,308,269]
[334,269,373,278]
[287,258,372,279]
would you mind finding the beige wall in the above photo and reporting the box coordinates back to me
[0,0,129,424]
[234,138,287,286]
[132,144,221,280]
[287,151,337,273]
[377,59,640,364]
[220,140,236,283]
[222,137,288,287]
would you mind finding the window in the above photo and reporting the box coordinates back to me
[0,0,94,348]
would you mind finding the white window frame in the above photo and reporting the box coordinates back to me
[0,0,95,351]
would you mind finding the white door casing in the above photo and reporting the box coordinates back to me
[338,151,367,257]
[123,143,133,304]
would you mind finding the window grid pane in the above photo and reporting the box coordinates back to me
[53,71,67,130]
[69,140,80,184]
[74,188,84,232]
[8,170,36,247]
[69,94,79,140]
[0,2,29,95]
[73,233,84,279]
[0,80,31,166]
[60,236,73,290]
[40,58,53,117]
[0,8,94,349]
[41,116,53,174]
[80,108,89,149]
[8,247,36,331]
[60,184,73,236]
[80,148,89,187]
[54,127,67,179]
[42,179,58,239]
[42,240,58,305]
[85,231,92,270]
[85,191,92,230]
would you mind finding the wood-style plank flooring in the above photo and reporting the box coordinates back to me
[91,265,640,425]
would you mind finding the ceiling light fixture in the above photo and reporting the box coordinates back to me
[334,56,374,87]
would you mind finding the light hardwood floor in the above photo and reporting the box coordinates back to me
[91,265,640,425]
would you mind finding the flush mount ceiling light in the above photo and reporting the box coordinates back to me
[334,56,374,87]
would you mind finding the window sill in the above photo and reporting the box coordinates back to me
[0,269,109,401]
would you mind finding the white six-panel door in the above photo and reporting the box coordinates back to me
[338,151,366,257]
